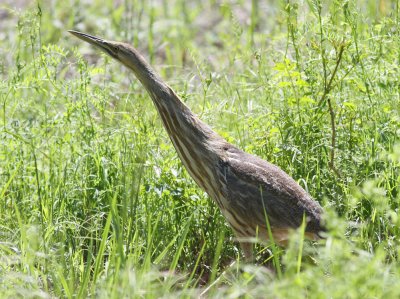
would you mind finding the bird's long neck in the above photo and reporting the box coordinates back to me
[150,86,225,195]
[125,52,226,196]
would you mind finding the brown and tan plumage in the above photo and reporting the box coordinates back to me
[68,30,325,260]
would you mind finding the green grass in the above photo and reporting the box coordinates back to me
[0,0,399,298]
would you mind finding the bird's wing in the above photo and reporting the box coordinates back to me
[218,147,323,234]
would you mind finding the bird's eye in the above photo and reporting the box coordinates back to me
[104,46,118,58]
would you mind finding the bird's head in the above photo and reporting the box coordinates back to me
[68,30,161,90]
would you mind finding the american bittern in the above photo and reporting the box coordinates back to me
[68,30,325,260]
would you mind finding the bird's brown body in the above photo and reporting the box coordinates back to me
[69,30,325,260]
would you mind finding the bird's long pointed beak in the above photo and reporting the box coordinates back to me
[68,30,116,58]
[69,30,163,92]
[68,30,106,46]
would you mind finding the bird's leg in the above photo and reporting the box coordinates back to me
[239,241,254,262]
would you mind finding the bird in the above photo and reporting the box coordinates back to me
[68,30,325,261]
